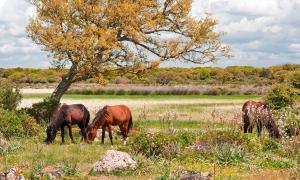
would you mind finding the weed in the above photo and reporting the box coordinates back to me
[30,160,45,180]
[59,160,78,176]
[215,143,245,165]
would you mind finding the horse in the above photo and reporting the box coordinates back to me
[85,105,133,145]
[45,104,90,144]
[242,100,280,138]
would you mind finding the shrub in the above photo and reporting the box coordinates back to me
[25,97,60,125]
[291,71,300,89]
[0,108,41,138]
[0,79,22,111]
[0,140,23,155]
[264,86,299,110]
[203,86,231,96]
[30,160,45,179]
[114,76,131,84]
[262,139,279,152]
[128,130,198,158]
[197,131,259,153]
[60,160,78,176]
[215,143,245,165]
[256,156,293,168]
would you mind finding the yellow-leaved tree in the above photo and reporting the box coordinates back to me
[27,0,230,102]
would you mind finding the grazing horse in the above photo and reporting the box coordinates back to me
[242,101,280,138]
[45,104,90,144]
[86,105,133,145]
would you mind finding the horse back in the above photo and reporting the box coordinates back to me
[106,105,132,125]
[64,104,89,124]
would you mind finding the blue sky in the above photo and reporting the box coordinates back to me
[0,0,299,68]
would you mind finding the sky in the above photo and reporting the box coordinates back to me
[0,0,299,68]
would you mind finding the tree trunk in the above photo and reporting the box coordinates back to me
[50,64,77,102]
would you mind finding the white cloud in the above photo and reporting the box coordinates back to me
[0,0,299,68]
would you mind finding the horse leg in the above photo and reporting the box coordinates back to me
[119,125,127,144]
[78,123,84,142]
[243,122,249,133]
[108,125,113,145]
[61,126,65,144]
[243,115,250,133]
[249,125,253,133]
[68,124,75,143]
[257,119,263,136]
[101,126,106,144]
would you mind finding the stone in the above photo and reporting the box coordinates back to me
[0,138,9,147]
[178,170,212,180]
[93,150,137,173]
[47,170,63,179]
[0,168,25,180]
[186,142,211,152]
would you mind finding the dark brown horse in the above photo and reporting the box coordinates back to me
[85,105,133,145]
[242,101,280,138]
[45,104,90,144]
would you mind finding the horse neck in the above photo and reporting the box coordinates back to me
[51,110,66,130]
[92,114,107,129]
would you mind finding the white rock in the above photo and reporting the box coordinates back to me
[93,150,137,173]
[0,168,25,180]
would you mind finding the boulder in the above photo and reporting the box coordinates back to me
[0,168,24,180]
[93,150,137,173]
[178,170,212,180]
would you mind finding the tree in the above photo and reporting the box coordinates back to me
[27,0,230,102]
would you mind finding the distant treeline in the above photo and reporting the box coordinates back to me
[1,64,300,85]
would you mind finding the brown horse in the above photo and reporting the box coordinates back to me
[45,104,90,144]
[242,101,280,138]
[85,105,133,145]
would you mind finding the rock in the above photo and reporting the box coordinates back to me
[0,139,9,147]
[93,150,137,173]
[186,142,211,152]
[0,168,25,180]
[178,170,212,180]
[47,170,63,179]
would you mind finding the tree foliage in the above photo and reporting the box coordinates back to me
[264,86,299,110]
[27,0,230,101]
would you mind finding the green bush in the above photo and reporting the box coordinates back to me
[0,79,22,111]
[215,143,245,165]
[25,97,60,125]
[128,130,198,158]
[264,86,299,110]
[262,139,279,152]
[60,160,78,176]
[0,108,41,138]
[291,71,300,89]
[256,156,293,169]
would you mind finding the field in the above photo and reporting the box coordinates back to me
[0,91,298,179]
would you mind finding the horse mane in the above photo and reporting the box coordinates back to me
[91,106,109,128]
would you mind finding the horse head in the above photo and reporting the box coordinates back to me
[45,125,57,144]
[85,125,97,144]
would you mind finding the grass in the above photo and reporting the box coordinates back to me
[135,119,227,130]
[0,127,297,179]
[23,93,261,100]
[2,94,297,179]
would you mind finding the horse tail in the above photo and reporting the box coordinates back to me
[128,115,133,134]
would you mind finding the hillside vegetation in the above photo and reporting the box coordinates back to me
[1,64,300,86]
